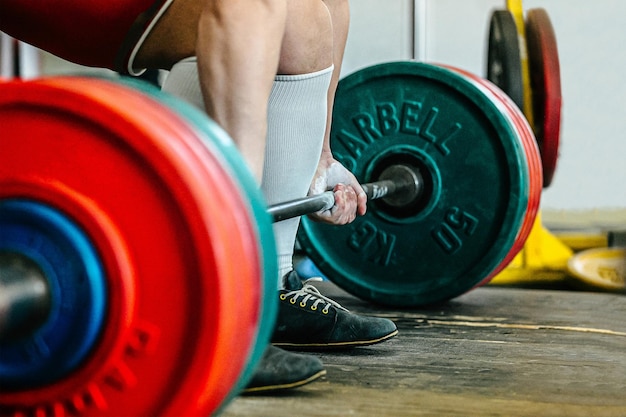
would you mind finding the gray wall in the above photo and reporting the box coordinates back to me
[343,0,626,212]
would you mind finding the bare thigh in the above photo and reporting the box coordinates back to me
[136,0,333,74]
[278,0,333,74]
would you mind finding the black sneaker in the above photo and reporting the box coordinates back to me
[243,345,326,394]
[272,271,398,349]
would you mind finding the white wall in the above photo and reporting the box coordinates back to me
[343,0,626,212]
[340,0,414,74]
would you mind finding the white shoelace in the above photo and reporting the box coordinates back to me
[282,278,349,314]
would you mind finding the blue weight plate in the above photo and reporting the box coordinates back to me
[0,200,106,387]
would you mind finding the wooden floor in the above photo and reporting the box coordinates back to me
[220,282,626,417]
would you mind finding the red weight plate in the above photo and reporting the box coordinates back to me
[467,74,542,283]
[121,77,278,402]
[441,65,542,285]
[526,8,562,188]
[0,77,262,416]
[479,78,542,281]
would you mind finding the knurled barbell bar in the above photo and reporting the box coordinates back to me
[0,61,542,416]
[269,163,423,222]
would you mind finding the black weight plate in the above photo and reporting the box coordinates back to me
[487,9,524,111]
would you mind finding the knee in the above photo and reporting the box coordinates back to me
[278,0,333,75]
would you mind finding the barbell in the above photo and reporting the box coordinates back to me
[0,61,543,416]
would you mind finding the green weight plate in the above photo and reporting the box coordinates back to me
[298,62,529,307]
[486,9,524,111]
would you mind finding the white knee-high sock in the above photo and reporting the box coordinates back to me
[161,57,205,109]
[161,58,333,289]
[262,66,333,287]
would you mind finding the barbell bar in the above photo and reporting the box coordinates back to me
[268,163,423,222]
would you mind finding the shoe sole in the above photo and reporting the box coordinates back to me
[273,329,399,350]
[241,369,327,394]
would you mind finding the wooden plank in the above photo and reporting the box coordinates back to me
[221,284,626,417]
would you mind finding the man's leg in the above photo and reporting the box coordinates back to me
[155,0,327,392]
[138,0,288,182]
[307,0,368,225]
[162,56,331,393]
[262,62,398,349]
[161,58,332,283]
[262,66,334,281]
[158,0,397,377]
[161,0,397,350]
[254,0,398,349]
[160,0,334,286]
